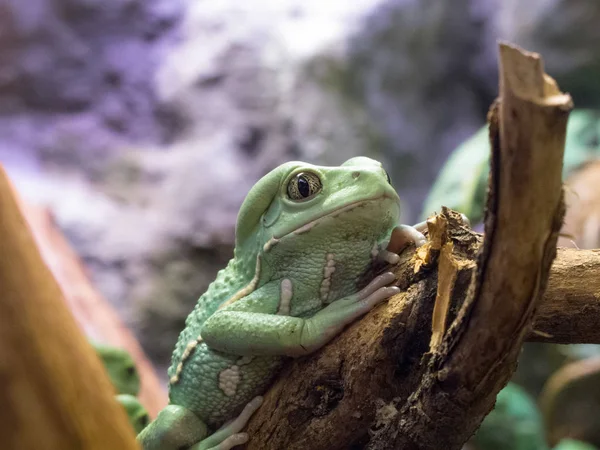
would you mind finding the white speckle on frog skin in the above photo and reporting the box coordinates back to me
[218,255,262,310]
[294,221,317,235]
[219,365,241,397]
[263,237,280,252]
[320,253,336,303]
[277,279,293,315]
[170,335,203,385]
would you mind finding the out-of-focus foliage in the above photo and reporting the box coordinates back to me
[472,383,548,450]
[541,357,600,447]
[421,109,600,225]
[472,383,600,450]
[554,439,599,450]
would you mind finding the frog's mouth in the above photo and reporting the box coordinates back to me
[263,193,398,252]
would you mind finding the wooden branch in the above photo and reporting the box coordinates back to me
[243,43,573,450]
[0,166,139,449]
[532,248,600,343]
[10,187,167,417]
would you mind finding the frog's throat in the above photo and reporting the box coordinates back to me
[263,193,397,253]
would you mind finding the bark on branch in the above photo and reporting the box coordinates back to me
[243,43,575,450]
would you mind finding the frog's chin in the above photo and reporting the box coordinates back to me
[270,193,399,242]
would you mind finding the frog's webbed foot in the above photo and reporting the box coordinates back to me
[293,272,399,353]
[191,396,263,450]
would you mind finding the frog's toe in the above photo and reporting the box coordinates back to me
[205,433,248,450]
[192,397,263,450]
[357,272,396,300]
[359,285,400,311]
[377,248,401,265]
[387,225,427,254]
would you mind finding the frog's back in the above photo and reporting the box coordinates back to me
[168,257,250,381]
[166,254,283,428]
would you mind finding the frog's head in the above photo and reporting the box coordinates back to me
[236,157,400,252]
[92,343,141,396]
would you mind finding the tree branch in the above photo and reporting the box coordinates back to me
[532,247,600,344]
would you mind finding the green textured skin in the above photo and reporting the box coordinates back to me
[92,342,140,396]
[139,157,410,450]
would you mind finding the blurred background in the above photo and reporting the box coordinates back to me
[2,1,600,448]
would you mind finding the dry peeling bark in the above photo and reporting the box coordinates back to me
[243,43,575,450]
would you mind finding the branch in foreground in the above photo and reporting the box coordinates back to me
[242,43,572,450]
[9,182,168,417]
[0,166,139,450]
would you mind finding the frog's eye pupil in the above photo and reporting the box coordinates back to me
[287,171,322,201]
[385,170,392,185]
[297,176,310,198]
[139,414,149,428]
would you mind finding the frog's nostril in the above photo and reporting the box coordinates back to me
[352,171,360,179]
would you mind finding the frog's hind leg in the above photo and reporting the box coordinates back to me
[191,396,263,450]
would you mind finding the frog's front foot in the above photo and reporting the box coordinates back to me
[377,224,427,265]
[288,272,399,356]
[191,396,263,450]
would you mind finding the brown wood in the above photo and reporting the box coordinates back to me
[0,166,139,450]
[532,247,600,343]
[242,42,574,450]
[10,185,167,417]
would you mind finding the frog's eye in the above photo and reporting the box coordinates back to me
[139,414,149,428]
[125,364,136,378]
[384,170,392,185]
[287,172,322,201]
